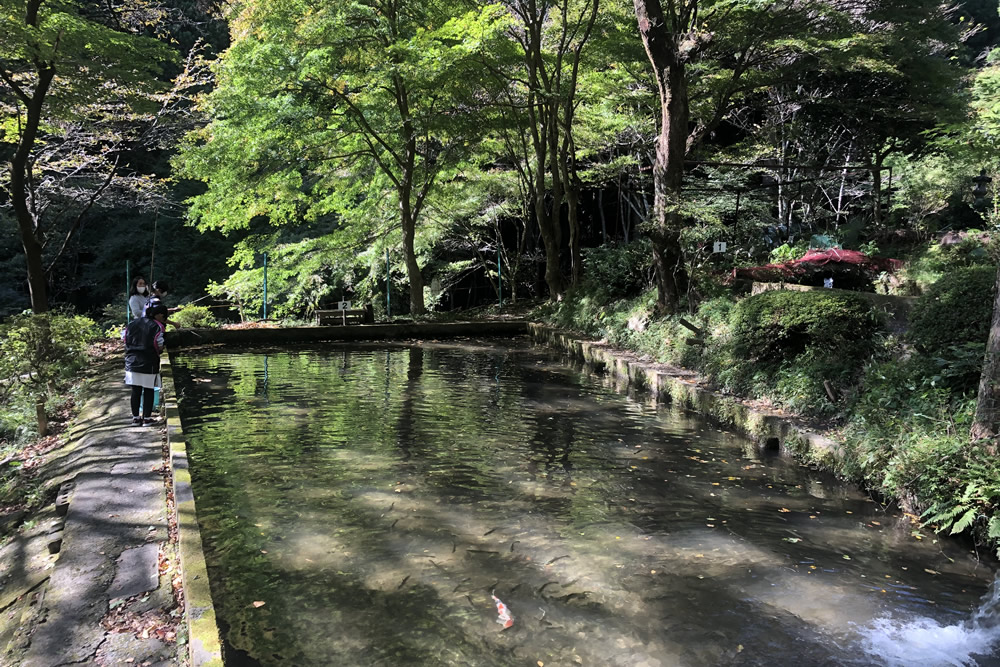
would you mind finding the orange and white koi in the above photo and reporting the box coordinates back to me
[491,593,514,629]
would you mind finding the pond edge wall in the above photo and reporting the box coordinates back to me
[160,354,225,667]
[526,323,843,462]
[164,321,529,347]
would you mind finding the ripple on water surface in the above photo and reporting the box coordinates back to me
[171,341,1000,667]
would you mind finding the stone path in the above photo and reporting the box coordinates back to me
[3,371,181,666]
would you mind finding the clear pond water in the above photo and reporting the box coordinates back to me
[171,340,1000,667]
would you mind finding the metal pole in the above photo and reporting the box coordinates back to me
[262,252,268,320]
[149,212,158,282]
[386,248,391,318]
[125,259,131,325]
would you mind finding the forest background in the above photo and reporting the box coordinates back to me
[4,0,1000,553]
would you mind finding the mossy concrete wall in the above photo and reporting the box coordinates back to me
[160,354,224,667]
[526,323,843,464]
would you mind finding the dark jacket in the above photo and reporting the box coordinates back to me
[124,317,164,374]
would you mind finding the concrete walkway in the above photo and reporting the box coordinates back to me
[14,371,180,666]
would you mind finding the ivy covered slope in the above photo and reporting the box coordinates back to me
[538,235,1000,557]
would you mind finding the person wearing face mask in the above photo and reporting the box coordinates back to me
[128,276,149,320]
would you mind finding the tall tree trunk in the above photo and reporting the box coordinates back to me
[635,0,689,313]
[871,162,883,227]
[8,9,55,314]
[566,185,582,286]
[535,184,563,300]
[393,73,426,316]
[598,189,607,244]
[400,206,425,315]
[971,262,1000,453]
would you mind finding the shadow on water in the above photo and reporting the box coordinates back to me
[171,341,1000,667]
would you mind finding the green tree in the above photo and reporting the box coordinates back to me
[477,0,601,300]
[631,0,961,313]
[177,0,507,315]
[967,50,1000,446]
[0,311,95,437]
[0,0,175,313]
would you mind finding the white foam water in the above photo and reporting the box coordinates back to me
[858,577,1000,666]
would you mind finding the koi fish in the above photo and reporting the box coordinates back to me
[492,593,514,629]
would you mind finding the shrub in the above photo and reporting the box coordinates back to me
[901,238,993,293]
[581,239,652,298]
[909,265,995,353]
[706,290,883,415]
[769,242,808,264]
[0,312,97,439]
[729,290,882,363]
[172,304,220,329]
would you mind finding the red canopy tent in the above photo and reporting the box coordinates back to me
[732,249,903,288]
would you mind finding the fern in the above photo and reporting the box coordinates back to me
[988,516,1000,540]
[951,508,978,535]
[921,502,965,526]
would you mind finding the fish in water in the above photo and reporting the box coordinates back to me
[491,593,514,629]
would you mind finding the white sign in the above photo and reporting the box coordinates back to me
[713,241,727,253]
[338,300,352,310]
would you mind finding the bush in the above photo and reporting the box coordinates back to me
[0,312,97,440]
[909,265,995,353]
[706,290,884,415]
[729,290,882,363]
[901,238,994,294]
[581,239,652,298]
[172,304,220,329]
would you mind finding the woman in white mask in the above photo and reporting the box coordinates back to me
[128,276,149,320]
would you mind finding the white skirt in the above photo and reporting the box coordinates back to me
[124,371,161,389]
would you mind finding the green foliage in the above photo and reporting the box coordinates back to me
[859,240,880,257]
[172,305,219,329]
[900,238,994,294]
[706,290,884,415]
[538,287,728,369]
[580,239,652,298]
[838,346,1000,553]
[909,265,995,353]
[0,312,97,440]
[768,242,808,264]
[175,0,510,313]
[0,2,175,118]
[728,290,882,363]
[922,477,1000,536]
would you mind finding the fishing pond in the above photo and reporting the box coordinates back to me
[170,340,1000,666]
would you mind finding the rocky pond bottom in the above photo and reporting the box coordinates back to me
[171,340,1000,667]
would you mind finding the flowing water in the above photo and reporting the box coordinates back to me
[170,340,1000,667]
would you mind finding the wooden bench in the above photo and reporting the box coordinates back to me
[315,305,372,326]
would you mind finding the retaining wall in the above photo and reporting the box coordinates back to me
[525,323,842,463]
[165,321,529,348]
